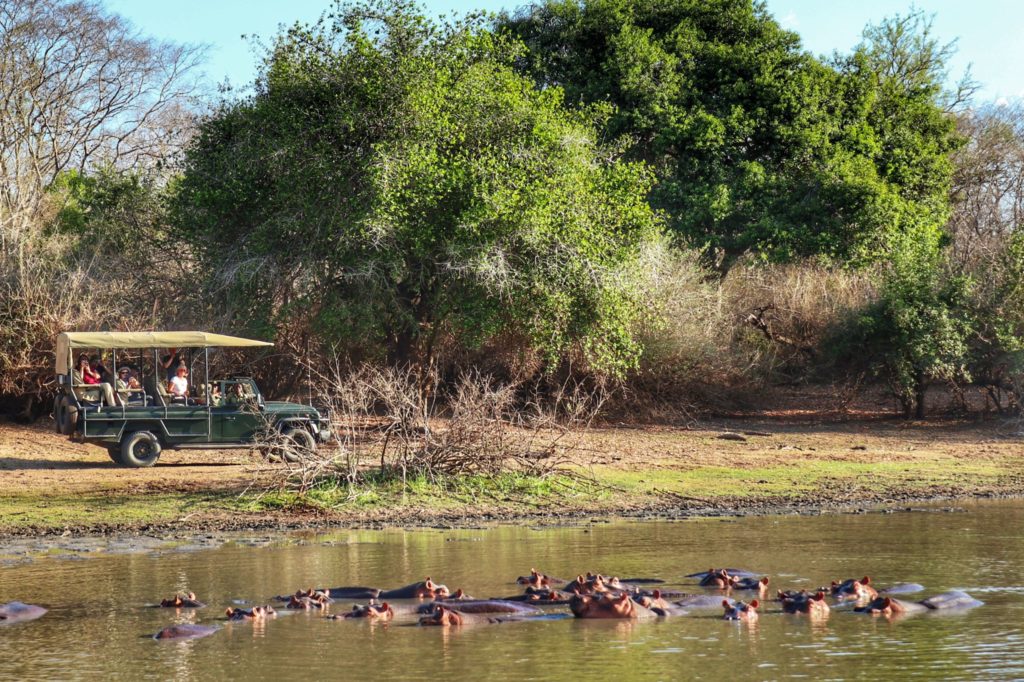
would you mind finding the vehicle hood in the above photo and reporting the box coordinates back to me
[263,401,321,417]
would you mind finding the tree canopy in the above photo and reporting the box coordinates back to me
[175,1,663,374]
[500,1,962,265]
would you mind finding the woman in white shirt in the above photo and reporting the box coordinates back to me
[168,365,189,403]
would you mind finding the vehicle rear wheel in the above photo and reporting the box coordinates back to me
[281,427,316,463]
[56,395,78,436]
[119,431,162,468]
[53,395,62,433]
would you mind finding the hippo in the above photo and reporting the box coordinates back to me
[516,569,561,589]
[564,573,624,595]
[778,590,830,617]
[379,578,450,600]
[674,594,735,609]
[634,590,671,611]
[855,590,983,618]
[437,589,474,601]
[498,589,573,605]
[287,594,330,610]
[159,593,206,608]
[569,592,657,619]
[334,602,395,620]
[225,605,277,621]
[732,577,770,594]
[687,568,761,581]
[827,576,878,601]
[324,586,382,600]
[418,604,516,626]
[153,624,218,640]
[722,599,759,622]
[0,602,47,625]
[417,600,542,616]
[880,583,926,595]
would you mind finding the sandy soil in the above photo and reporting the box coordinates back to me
[1,397,1023,536]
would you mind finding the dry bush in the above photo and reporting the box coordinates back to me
[257,361,607,493]
[721,260,878,375]
[620,250,879,419]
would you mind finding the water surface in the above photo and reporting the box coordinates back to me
[1,500,1023,681]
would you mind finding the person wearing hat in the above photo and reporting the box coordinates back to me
[115,366,142,406]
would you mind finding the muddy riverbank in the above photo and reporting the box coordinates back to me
[2,414,1023,539]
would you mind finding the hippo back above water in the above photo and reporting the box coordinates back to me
[0,602,47,625]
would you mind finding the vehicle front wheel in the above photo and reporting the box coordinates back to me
[56,395,78,436]
[281,427,316,463]
[119,431,162,468]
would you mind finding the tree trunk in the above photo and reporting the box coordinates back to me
[914,370,927,419]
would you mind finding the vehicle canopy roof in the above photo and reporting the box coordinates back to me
[56,331,273,374]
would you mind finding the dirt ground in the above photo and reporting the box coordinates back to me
[2,393,1024,538]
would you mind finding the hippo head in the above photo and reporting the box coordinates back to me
[448,589,468,600]
[421,577,450,600]
[781,591,829,616]
[722,599,759,622]
[830,576,877,601]
[162,592,203,608]
[345,601,394,620]
[419,605,464,626]
[636,590,669,610]
[570,592,637,619]
[516,569,551,589]
[855,596,900,617]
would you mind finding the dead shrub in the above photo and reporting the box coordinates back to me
[255,359,608,494]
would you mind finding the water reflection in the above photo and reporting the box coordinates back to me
[0,500,1022,680]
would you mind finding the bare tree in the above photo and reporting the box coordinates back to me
[0,0,203,257]
[949,103,1024,268]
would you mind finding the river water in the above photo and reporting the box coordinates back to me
[1,500,1023,681]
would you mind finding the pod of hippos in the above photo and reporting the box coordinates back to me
[0,567,984,641]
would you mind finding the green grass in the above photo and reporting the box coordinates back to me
[239,471,581,514]
[0,452,1017,533]
[592,458,1007,499]
[0,491,233,529]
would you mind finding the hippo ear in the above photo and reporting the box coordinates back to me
[831,581,838,587]
[381,602,390,610]
[862,576,871,585]
[722,599,730,608]
[225,607,234,617]
[653,590,661,599]
[814,591,825,601]
[749,600,759,609]
[882,597,892,609]
[760,577,769,586]
[777,590,785,599]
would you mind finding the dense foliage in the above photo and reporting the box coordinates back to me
[500,1,962,265]
[175,1,663,375]
[2,0,1022,422]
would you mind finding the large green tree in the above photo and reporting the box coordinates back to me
[500,1,962,265]
[175,1,662,374]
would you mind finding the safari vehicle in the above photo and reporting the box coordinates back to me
[53,331,331,467]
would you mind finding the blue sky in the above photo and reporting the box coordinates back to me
[105,0,1022,103]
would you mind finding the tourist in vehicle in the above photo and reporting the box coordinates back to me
[160,348,185,381]
[74,354,115,406]
[206,383,224,407]
[167,365,189,404]
[115,367,143,405]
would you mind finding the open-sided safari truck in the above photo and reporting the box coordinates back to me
[54,331,331,467]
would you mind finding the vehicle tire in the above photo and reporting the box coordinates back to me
[105,446,121,463]
[281,427,316,463]
[53,395,62,433]
[119,431,162,468]
[57,396,78,436]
